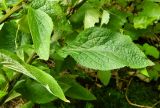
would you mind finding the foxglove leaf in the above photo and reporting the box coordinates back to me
[59,27,154,70]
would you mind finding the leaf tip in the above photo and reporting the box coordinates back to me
[65,99,70,103]
[148,60,155,66]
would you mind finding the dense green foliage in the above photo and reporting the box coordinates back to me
[0,0,160,107]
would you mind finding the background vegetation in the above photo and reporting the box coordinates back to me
[0,0,160,108]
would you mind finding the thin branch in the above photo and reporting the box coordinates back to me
[0,5,22,24]
[0,0,29,24]
[26,52,37,64]
[125,78,152,108]
[152,100,160,108]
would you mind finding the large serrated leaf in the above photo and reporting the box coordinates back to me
[59,27,154,70]
[28,7,53,60]
[0,50,69,102]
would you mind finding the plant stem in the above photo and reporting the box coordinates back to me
[0,53,36,105]
[0,0,29,24]
[0,5,22,24]
[26,53,37,64]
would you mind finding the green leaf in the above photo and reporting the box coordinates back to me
[101,10,110,26]
[85,102,94,108]
[40,2,72,41]
[63,79,96,100]
[0,50,69,102]
[84,9,100,29]
[5,91,21,103]
[16,79,70,103]
[24,64,69,102]
[18,15,30,33]
[5,0,19,6]
[146,0,160,2]
[0,21,17,52]
[59,27,154,70]
[28,7,53,60]
[0,90,7,99]
[142,43,159,59]
[0,71,6,86]
[107,8,129,31]
[139,68,150,77]
[97,71,111,86]
[133,1,160,29]
[16,80,70,104]
[30,0,46,9]
[154,63,160,71]
[148,70,159,80]
[16,80,55,104]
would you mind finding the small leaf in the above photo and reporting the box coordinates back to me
[5,91,21,103]
[97,71,111,86]
[133,1,160,29]
[101,10,110,26]
[28,7,53,60]
[0,50,69,102]
[0,21,17,52]
[59,27,154,70]
[139,68,150,77]
[142,43,159,59]
[84,9,100,29]
[107,8,129,31]
[148,70,159,80]
[65,80,96,100]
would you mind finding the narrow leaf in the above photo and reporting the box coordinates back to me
[0,50,69,102]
